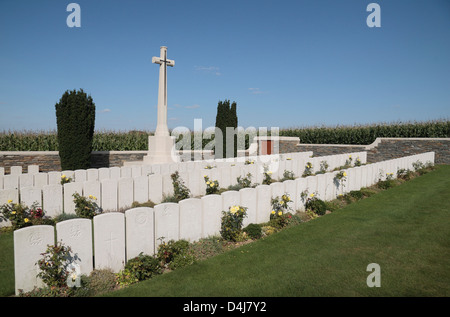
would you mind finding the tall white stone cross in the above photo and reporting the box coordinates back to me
[141,46,179,164]
[152,46,174,137]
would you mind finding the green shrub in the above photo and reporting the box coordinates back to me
[171,171,191,201]
[243,223,262,240]
[116,252,162,287]
[157,239,195,270]
[305,196,327,216]
[220,205,247,242]
[73,193,102,219]
[55,89,96,170]
[86,269,118,295]
[348,190,364,200]
[36,242,73,289]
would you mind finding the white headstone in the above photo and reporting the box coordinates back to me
[270,182,284,200]
[148,174,163,204]
[98,168,110,181]
[20,187,42,209]
[10,166,22,175]
[118,178,134,210]
[315,174,327,200]
[3,175,19,190]
[101,179,118,212]
[295,177,307,211]
[154,203,179,249]
[133,176,149,204]
[283,180,296,209]
[93,212,125,273]
[33,173,48,190]
[239,188,257,227]
[0,188,19,205]
[255,184,271,223]
[19,174,34,189]
[27,165,40,174]
[14,225,54,295]
[109,167,121,179]
[162,174,174,198]
[56,218,93,275]
[125,207,155,258]
[48,171,62,185]
[82,181,101,201]
[87,169,99,182]
[120,166,132,179]
[201,194,222,237]
[42,184,63,217]
[221,190,240,212]
[179,198,202,242]
[63,182,84,214]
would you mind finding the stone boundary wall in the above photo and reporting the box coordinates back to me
[0,137,448,174]
[11,151,435,294]
[290,138,450,164]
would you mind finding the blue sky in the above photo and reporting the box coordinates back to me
[0,0,449,132]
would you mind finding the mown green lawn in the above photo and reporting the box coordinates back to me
[1,165,449,297]
[104,165,450,297]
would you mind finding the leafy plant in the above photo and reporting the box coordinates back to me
[334,170,347,188]
[73,193,102,219]
[116,252,162,287]
[204,175,220,195]
[319,160,329,173]
[60,174,72,185]
[171,171,191,201]
[243,223,263,240]
[55,89,96,170]
[220,205,248,242]
[282,170,295,180]
[0,201,44,230]
[237,173,253,188]
[262,168,274,185]
[36,242,74,289]
[156,238,195,270]
[270,194,293,228]
[304,193,327,216]
[302,162,313,177]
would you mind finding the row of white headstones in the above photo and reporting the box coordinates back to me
[2,151,363,220]
[9,151,435,294]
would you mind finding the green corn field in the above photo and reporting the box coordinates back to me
[0,120,448,151]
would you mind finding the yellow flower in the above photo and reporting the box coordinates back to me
[11,211,16,215]
[287,158,291,160]
[210,183,214,188]
[271,210,275,214]
[310,193,315,197]
[93,196,97,200]
[89,195,93,199]
[278,211,283,216]
[349,155,352,159]
[61,174,66,178]
[7,200,13,204]
[206,181,210,185]
[343,172,347,177]
[24,218,29,223]
[267,171,272,175]
[203,175,207,178]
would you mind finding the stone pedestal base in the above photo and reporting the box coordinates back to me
[143,135,179,165]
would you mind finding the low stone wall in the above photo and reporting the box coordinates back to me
[1,138,449,173]
[365,138,450,164]
[290,138,450,164]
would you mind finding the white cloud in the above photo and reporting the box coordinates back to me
[248,88,265,95]
[185,104,200,109]
[98,108,111,113]
[195,66,221,76]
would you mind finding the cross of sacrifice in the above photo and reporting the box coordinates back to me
[152,46,175,137]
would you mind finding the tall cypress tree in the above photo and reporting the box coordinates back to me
[55,89,96,170]
[214,99,238,158]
